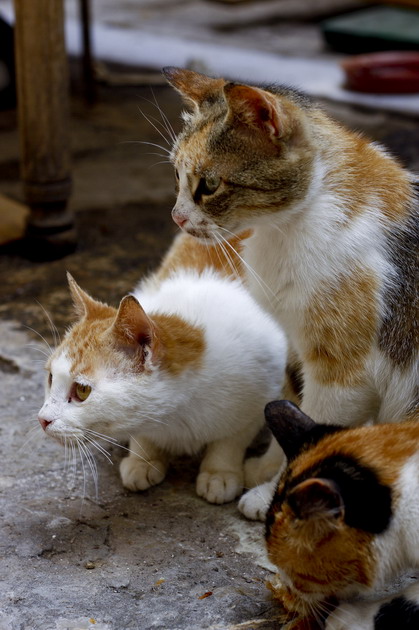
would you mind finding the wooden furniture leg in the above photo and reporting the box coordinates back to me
[13,0,76,259]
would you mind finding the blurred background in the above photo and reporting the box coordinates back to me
[0,0,418,333]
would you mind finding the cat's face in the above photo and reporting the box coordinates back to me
[37,275,159,444]
[164,68,314,242]
[264,401,377,614]
[266,476,375,614]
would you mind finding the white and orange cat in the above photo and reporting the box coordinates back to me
[163,67,418,516]
[37,233,287,504]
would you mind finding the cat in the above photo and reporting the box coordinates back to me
[163,67,418,517]
[37,232,288,504]
[264,399,419,630]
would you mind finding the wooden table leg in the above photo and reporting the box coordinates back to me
[13,0,76,259]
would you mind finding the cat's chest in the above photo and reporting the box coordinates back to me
[243,230,312,319]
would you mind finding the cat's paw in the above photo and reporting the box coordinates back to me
[119,456,167,491]
[196,471,243,504]
[238,484,273,521]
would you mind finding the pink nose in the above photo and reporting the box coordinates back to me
[172,208,188,229]
[38,417,52,432]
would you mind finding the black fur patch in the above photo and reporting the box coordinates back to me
[375,595,419,629]
[266,453,392,538]
[379,192,419,369]
[297,454,393,534]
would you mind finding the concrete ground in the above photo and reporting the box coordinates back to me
[0,1,419,629]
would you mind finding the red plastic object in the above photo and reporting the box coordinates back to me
[341,51,419,94]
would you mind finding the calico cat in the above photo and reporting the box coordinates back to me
[163,67,418,515]
[264,399,419,630]
[37,233,287,504]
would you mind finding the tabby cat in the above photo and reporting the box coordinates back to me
[163,67,418,517]
[37,233,287,504]
[265,399,419,630]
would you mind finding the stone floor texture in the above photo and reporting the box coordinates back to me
[0,1,419,629]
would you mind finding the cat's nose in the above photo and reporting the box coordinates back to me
[171,207,188,229]
[38,417,52,431]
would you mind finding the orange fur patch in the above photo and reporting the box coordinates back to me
[310,111,413,224]
[153,230,251,284]
[291,415,419,488]
[152,313,205,376]
[56,307,205,379]
[267,504,376,611]
[304,267,378,386]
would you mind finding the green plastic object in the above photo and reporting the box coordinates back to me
[322,6,419,54]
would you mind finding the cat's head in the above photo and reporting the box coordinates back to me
[37,274,165,444]
[265,401,392,611]
[163,67,314,241]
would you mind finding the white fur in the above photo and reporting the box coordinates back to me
[175,143,417,516]
[321,454,419,629]
[39,269,287,504]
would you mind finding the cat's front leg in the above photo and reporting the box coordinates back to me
[238,471,282,521]
[196,432,252,504]
[119,435,169,491]
[301,374,377,427]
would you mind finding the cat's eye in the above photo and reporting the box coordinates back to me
[75,383,91,402]
[175,169,179,180]
[48,372,52,387]
[199,175,221,196]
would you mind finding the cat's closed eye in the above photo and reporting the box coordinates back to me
[48,372,52,387]
[75,383,92,402]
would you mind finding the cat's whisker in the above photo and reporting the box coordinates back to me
[67,441,78,490]
[140,109,172,143]
[145,160,172,172]
[84,434,114,466]
[140,104,176,148]
[217,230,278,307]
[83,428,157,468]
[128,433,150,459]
[22,325,53,355]
[212,233,242,281]
[307,599,328,629]
[145,152,171,159]
[121,442,157,468]
[148,89,178,144]
[78,439,99,499]
[84,428,122,447]
[124,140,171,156]
[35,299,61,347]
[75,437,89,503]
[137,107,173,149]
[25,344,51,359]
[16,425,42,454]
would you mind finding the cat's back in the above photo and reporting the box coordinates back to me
[134,268,287,386]
[136,268,283,341]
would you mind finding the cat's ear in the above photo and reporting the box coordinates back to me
[288,478,344,521]
[67,272,114,320]
[223,84,285,139]
[265,400,317,460]
[163,66,225,110]
[112,295,156,350]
